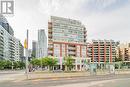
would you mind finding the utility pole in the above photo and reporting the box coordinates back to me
[24,30,29,79]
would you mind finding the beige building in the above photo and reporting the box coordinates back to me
[118,43,130,61]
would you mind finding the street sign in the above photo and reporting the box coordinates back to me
[24,39,28,49]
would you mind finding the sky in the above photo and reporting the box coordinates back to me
[6,0,130,49]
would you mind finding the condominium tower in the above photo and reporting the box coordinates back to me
[48,16,88,70]
[36,29,47,58]
[0,14,24,61]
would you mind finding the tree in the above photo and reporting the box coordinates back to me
[0,60,25,70]
[30,58,40,66]
[18,61,25,69]
[43,57,58,71]
[64,56,74,71]
[30,57,58,71]
[0,60,6,70]
[13,61,25,69]
[13,61,19,69]
[4,60,12,69]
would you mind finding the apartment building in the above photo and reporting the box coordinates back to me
[118,43,130,61]
[36,29,47,58]
[48,16,89,70]
[0,14,24,61]
[88,40,116,66]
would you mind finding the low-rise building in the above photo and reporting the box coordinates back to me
[118,43,130,61]
[87,40,116,66]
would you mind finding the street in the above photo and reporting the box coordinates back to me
[0,70,130,87]
[0,70,25,82]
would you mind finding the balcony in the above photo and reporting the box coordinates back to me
[68,47,76,50]
[68,51,76,55]
[48,22,52,29]
[48,50,53,54]
[48,30,52,33]
[48,34,52,38]
[48,39,53,42]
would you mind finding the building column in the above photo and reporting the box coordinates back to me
[75,45,78,71]
[80,45,82,71]
[98,44,100,64]
[104,43,106,63]
[52,44,54,56]
[60,44,62,70]
[86,45,88,57]
[60,57,62,70]
[65,44,67,56]
[92,44,94,63]
[80,59,82,71]
[75,58,78,71]
[110,44,112,63]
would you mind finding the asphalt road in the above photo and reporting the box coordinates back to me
[0,70,25,82]
[0,74,130,87]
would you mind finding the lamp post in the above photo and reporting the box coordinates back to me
[24,29,29,79]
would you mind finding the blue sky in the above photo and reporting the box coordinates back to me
[6,0,130,48]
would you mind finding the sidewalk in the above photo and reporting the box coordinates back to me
[25,70,130,80]
[0,73,25,82]
[1,70,130,82]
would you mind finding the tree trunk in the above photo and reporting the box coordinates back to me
[48,65,50,71]
[65,65,67,71]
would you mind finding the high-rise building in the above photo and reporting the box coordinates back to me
[37,29,47,58]
[88,40,116,65]
[0,14,14,36]
[13,38,24,61]
[32,40,37,58]
[48,16,88,70]
[0,14,23,61]
[19,42,24,61]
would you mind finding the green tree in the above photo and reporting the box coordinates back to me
[0,60,6,70]
[44,57,58,71]
[30,58,40,66]
[13,61,19,69]
[18,61,25,69]
[4,60,12,69]
[41,58,48,66]
[13,61,25,69]
[0,60,25,70]
[64,56,74,71]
